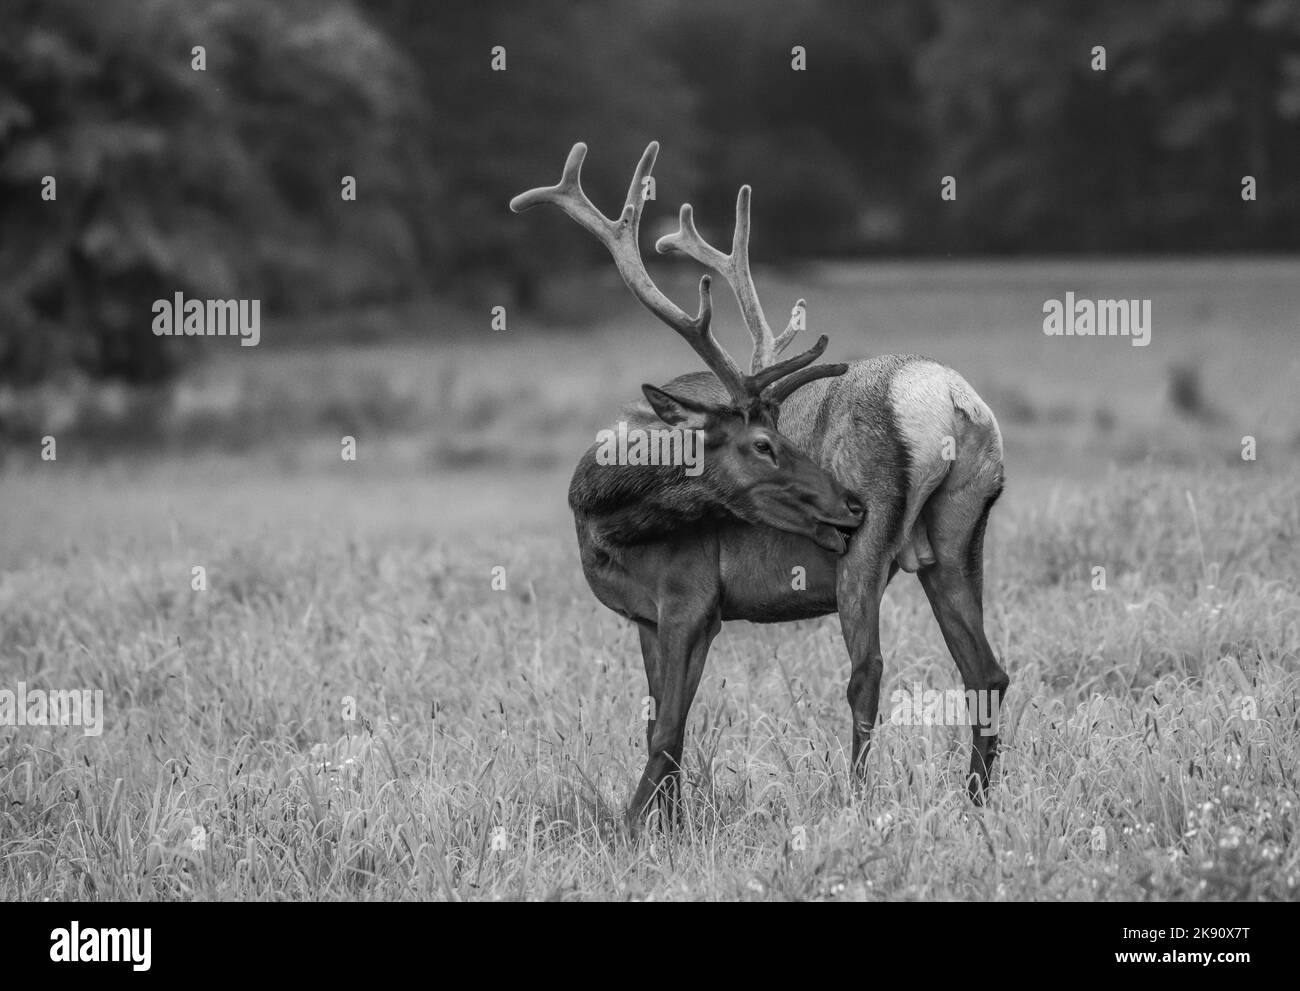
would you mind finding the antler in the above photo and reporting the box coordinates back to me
[511,142,847,410]
[655,190,805,373]
[509,142,750,406]
[750,334,849,404]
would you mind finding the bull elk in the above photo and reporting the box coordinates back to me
[511,142,1008,826]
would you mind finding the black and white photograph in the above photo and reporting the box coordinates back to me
[0,0,1296,945]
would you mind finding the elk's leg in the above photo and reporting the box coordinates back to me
[917,491,1007,803]
[626,605,719,828]
[661,617,716,821]
[636,622,660,755]
[837,508,902,783]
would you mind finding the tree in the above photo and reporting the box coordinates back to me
[916,0,1300,252]
[0,0,422,385]
[361,0,702,309]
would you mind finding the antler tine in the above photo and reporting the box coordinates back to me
[509,143,600,229]
[658,203,730,273]
[749,329,853,411]
[511,143,750,405]
[749,333,852,406]
[655,185,805,373]
[763,361,850,404]
[771,299,805,359]
[622,141,657,235]
[746,334,830,394]
[732,184,753,264]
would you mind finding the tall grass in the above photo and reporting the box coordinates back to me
[0,463,1294,900]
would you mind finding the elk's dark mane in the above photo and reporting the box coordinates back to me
[569,371,733,546]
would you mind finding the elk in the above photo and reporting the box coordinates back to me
[511,142,1007,827]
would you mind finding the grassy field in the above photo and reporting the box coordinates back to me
[1,258,1298,900]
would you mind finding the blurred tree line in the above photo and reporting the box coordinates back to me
[3,0,1299,385]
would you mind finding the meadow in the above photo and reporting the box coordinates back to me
[0,258,1297,900]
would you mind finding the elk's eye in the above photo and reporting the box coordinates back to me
[754,438,773,456]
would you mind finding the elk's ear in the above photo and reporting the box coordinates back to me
[642,384,713,430]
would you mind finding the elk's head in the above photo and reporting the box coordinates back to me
[511,141,865,552]
[640,371,862,553]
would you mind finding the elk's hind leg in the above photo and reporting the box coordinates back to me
[917,479,1007,803]
[837,502,903,783]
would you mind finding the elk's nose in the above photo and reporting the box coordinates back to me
[844,493,865,519]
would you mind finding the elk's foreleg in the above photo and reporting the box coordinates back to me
[626,595,720,829]
[636,622,660,755]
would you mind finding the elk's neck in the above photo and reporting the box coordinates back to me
[568,446,720,547]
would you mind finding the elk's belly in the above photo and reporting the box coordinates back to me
[717,525,839,622]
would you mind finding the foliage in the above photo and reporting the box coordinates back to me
[0,0,418,385]
[5,0,1300,386]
